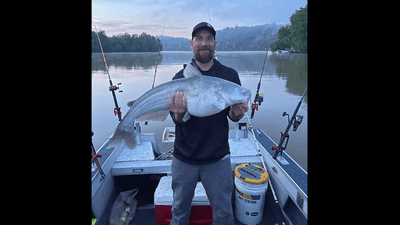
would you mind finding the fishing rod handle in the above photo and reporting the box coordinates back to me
[110,89,122,121]
[250,108,255,119]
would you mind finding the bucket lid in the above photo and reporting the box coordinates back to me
[235,163,269,184]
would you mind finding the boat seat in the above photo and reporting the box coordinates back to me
[115,141,155,162]
[112,141,158,176]
[228,138,259,157]
[228,138,262,170]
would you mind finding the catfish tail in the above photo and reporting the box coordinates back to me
[108,124,137,149]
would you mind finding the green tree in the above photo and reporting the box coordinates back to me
[270,5,307,53]
[92,31,161,53]
[270,25,292,52]
[289,5,307,53]
[98,30,113,52]
[92,31,100,52]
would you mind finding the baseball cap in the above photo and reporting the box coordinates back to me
[192,22,216,39]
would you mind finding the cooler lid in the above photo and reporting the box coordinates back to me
[154,176,209,205]
[235,163,269,184]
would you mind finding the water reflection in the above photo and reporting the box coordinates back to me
[92,52,165,71]
[91,51,307,101]
[269,53,307,100]
[211,52,307,102]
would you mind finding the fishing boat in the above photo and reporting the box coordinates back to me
[91,114,307,225]
[92,28,307,225]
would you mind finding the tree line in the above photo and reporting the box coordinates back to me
[92,30,162,53]
[161,23,280,51]
[270,4,307,53]
[91,4,306,53]
[215,23,279,51]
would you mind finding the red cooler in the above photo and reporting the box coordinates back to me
[154,176,212,225]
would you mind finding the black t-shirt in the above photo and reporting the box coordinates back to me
[170,58,241,165]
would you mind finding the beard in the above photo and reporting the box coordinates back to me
[194,47,214,63]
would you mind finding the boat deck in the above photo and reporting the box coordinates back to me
[102,136,264,177]
[252,129,307,195]
[95,174,285,225]
[92,129,307,195]
[92,127,307,225]
[133,185,285,225]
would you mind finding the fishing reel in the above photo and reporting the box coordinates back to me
[282,112,304,132]
[250,93,264,119]
[109,82,123,93]
[256,94,264,106]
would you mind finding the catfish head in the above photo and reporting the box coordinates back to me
[220,84,252,106]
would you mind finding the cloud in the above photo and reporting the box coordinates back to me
[180,0,224,13]
[167,26,187,30]
[92,0,307,38]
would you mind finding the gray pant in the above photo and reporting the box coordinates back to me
[170,155,234,225]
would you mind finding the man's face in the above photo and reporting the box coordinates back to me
[190,29,217,64]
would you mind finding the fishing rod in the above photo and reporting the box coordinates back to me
[143,23,166,126]
[250,31,274,119]
[272,87,308,160]
[151,22,165,89]
[207,9,217,60]
[92,131,106,181]
[95,26,123,121]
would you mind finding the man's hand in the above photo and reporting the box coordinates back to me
[168,91,187,122]
[229,103,249,121]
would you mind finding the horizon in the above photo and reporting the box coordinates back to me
[95,22,286,39]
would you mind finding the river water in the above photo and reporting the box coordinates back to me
[92,51,308,171]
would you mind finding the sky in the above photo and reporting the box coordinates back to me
[92,0,307,38]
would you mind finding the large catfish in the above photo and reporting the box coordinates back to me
[109,63,251,149]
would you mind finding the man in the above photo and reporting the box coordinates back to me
[168,22,249,225]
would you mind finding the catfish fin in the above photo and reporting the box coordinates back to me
[135,110,170,122]
[127,100,136,107]
[214,98,227,110]
[182,111,191,122]
[183,63,202,78]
